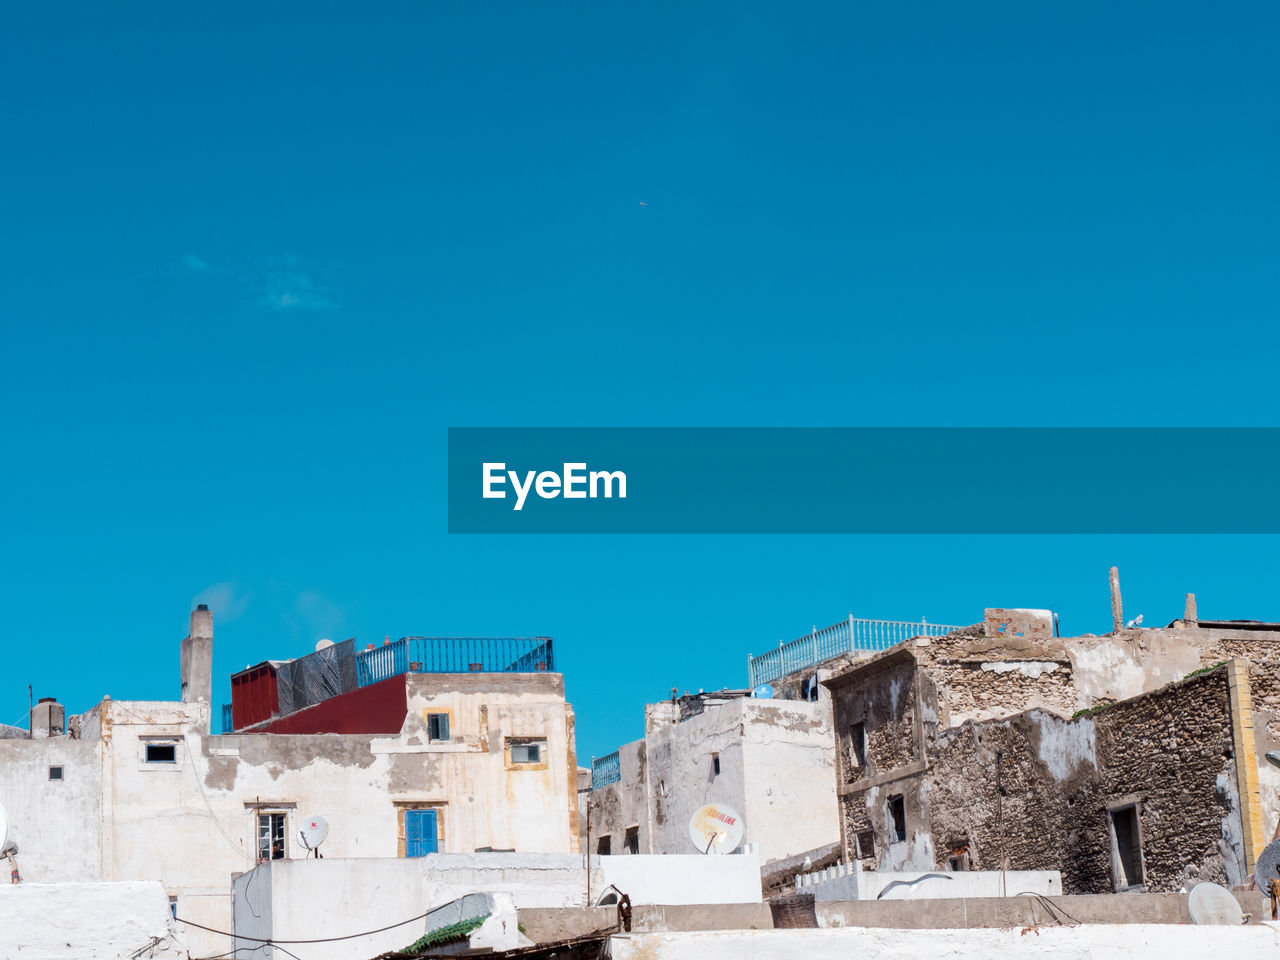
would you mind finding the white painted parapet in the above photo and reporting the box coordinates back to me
[609,923,1280,960]
[794,860,1061,901]
[0,881,185,960]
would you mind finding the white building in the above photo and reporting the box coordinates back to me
[0,606,582,958]
[588,692,838,867]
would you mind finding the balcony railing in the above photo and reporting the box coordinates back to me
[747,616,963,688]
[591,751,621,789]
[355,636,555,687]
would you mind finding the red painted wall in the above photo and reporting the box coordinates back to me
[231,663,280,730]
[246,674,409,735]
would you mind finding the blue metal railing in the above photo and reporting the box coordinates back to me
[592,751,621,789]
[355,636,555,687]
[747,616,963,688]
[221,703,234,734]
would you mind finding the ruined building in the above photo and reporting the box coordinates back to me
[0,606,581,958]
[823,591,1280,893]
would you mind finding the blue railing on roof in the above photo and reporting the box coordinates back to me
[747,616,963,688]
[592,751,621,789]
[355,636,554,687]
[221,703,233,734]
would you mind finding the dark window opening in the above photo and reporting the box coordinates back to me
[855,829,876,860]
[887,794,907,843]
[1110,805,1144,888]
[146,742,177,763]
[427,713,450,742]
[850,722,867,768]
[624,826,640,855]
[49,766,63,780]
[711,752,720,776]
[168,896,178,919]
[804,674,820,702]
[596,835,611,855]
[258,812,287,861]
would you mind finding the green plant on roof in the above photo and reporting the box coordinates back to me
[1184,661,1226,680]
[402,913,490,954]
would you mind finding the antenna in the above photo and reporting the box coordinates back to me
[298,815,329,858]
[687,803,744,855]
[1188,882,1243,925]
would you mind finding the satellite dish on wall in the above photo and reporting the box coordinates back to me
[315,639,334,652]
[1253,838,1280,892]
[298,815,329,851]
[1188,882,1243,925]
[688,803,744,855]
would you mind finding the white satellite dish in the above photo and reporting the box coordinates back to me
[688,803,744,855]
[315,639,334,652]
[1188,882,1243,925]
[298,815,328,851]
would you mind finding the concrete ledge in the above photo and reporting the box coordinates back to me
[816,891,1269,928]
[609,924,1280,960]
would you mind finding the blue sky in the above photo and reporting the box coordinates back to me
[3,2,1279,759]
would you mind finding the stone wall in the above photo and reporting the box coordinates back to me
[835,663,1252,893]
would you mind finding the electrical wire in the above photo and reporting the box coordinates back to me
[176,908,433,944]
[1014,890,1082,926]
[182,737,257,862]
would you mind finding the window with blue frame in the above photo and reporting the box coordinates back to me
[404,808,438,857]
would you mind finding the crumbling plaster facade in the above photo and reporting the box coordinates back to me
[0,609,581,958]
[590,695,838,865]
[898,618,1280,834]
[828,646,1260,893]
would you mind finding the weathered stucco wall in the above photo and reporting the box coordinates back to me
[230,852,763,960]
[2,671,579,958]
[590,737,649,854]
[0,881,185,960]
[0,737,101,882]
[834,662,1251,893]
[591,697,838,865]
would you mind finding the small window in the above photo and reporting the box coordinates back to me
[49,766,63,781]
[850,722,867,768]
[427,713,450,742]
[1110,804,1144,889]
[624,826,639,855]
[257,812,288,862]
[168,896,178,919]
[855,828,876,860]
[597,835,611,855]
[146,742,177,763]
[711,752,720,777]
[510,740,544,764]
[887,794,906,843]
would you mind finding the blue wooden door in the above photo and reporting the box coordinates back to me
[405,809,438,857]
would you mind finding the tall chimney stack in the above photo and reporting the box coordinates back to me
[1184,593,1198,622]
[1109,566,1124,633]
[181,604,214,722]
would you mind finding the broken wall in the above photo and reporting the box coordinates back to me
[834,662,1253,893]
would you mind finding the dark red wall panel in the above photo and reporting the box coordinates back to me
[248,674,408,735]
